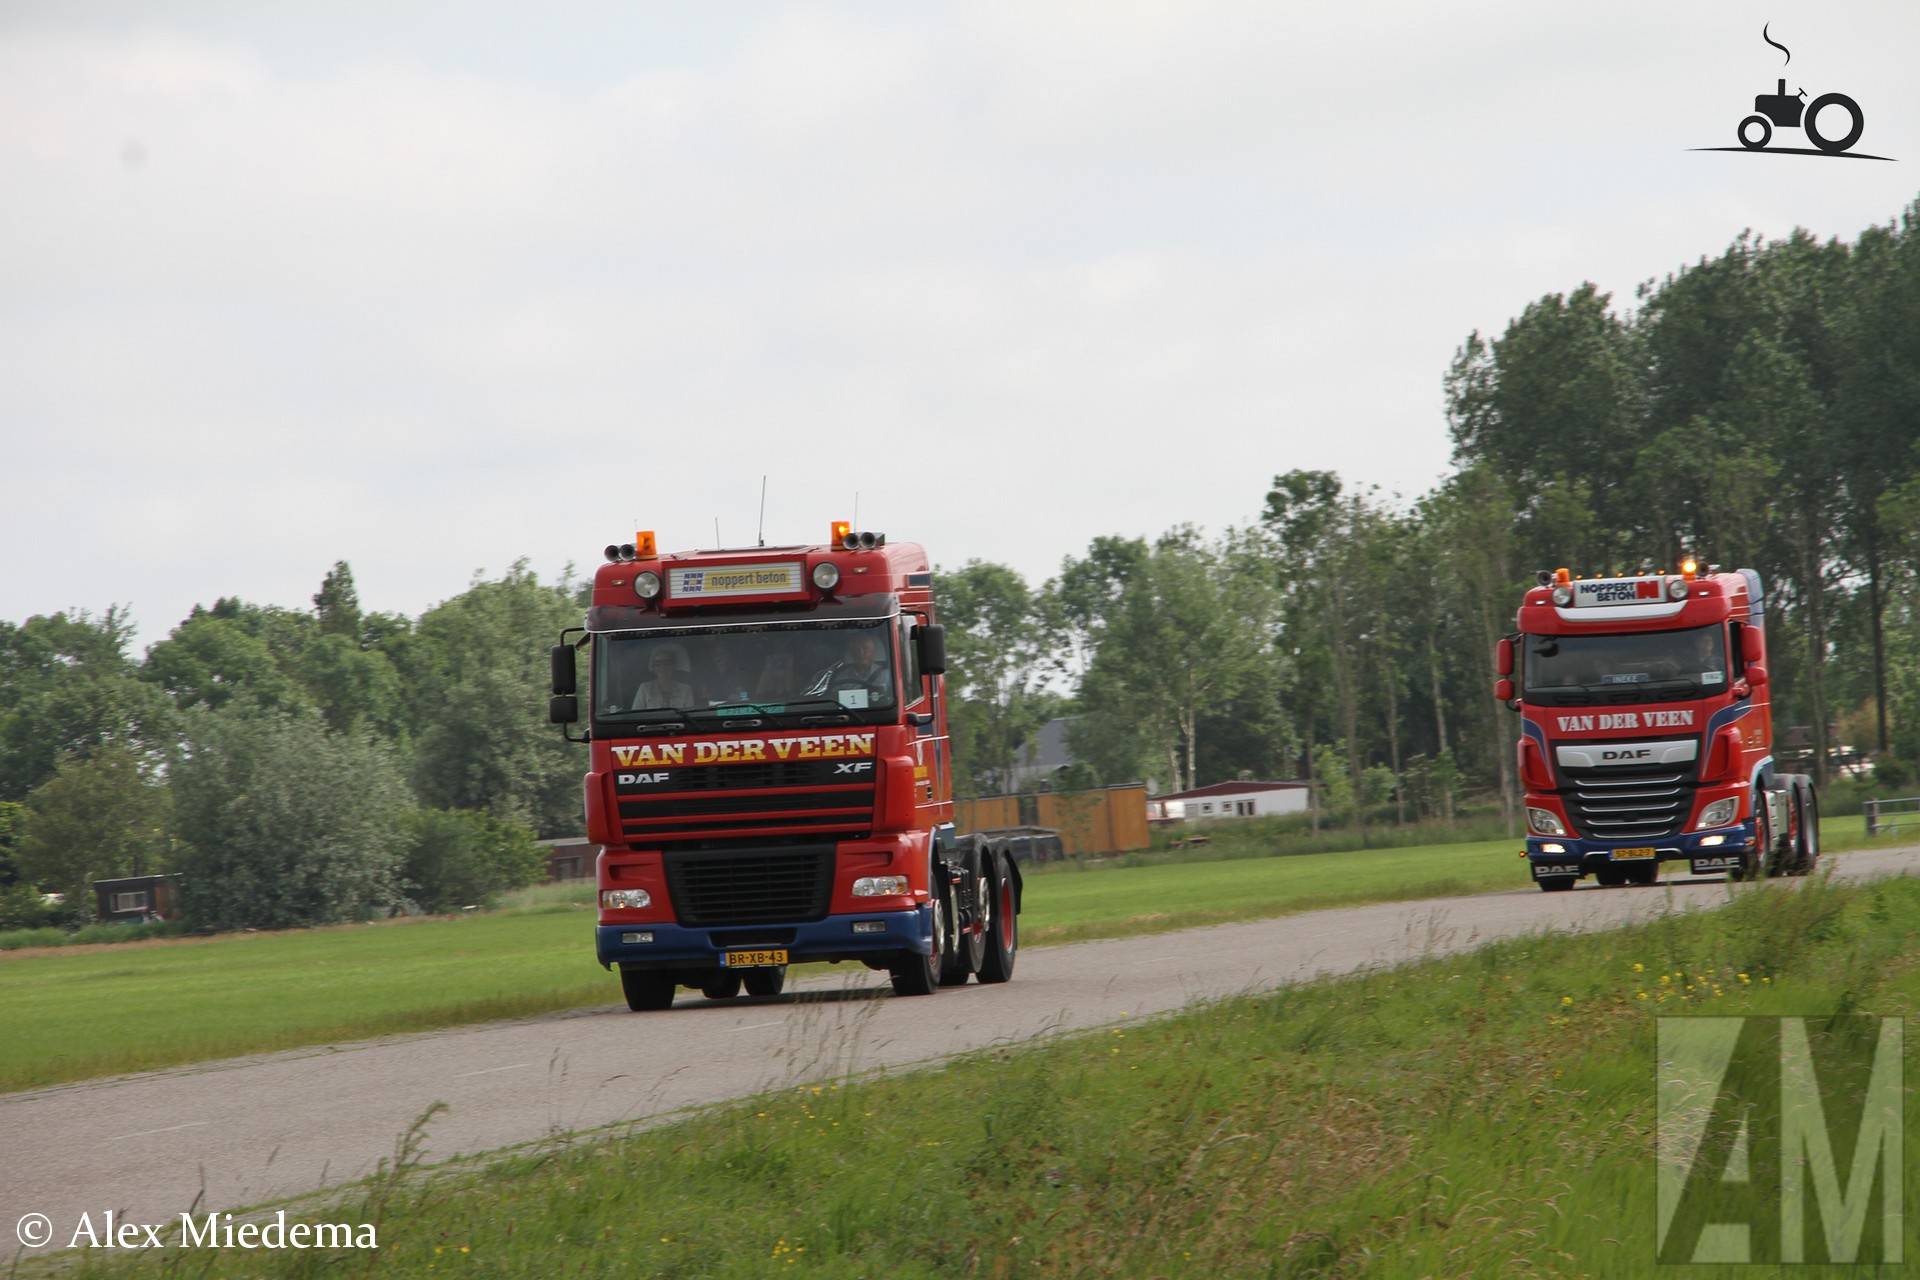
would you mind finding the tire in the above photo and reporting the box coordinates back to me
[1537,876,1576,893]
[621,968,677,1011]
[1794,781,1820,876]
[1729,790,1769,882]
[743,966,786,997]
[1738,114,1772,149]
[1626,861,1659,886]
[1595,866,1628,888]
[976,848,1018,984]
[700,971,743,1001]
[941,844,986,986]
[889,880,947,997]
[1805,93,1863,153]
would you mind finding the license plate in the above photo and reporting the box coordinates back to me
[721,948,788,968]
[1611,847,1656,861]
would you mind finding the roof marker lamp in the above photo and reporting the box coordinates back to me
[1681,557,1699,580]
[634,571,662,600]
[1527,807,1567,837]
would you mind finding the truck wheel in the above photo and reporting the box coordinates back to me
[743,966,786,997]
[1537,876,1576,892]
[1595,866,1628,888]
[700,971,743,1000]
[889,894,947,997]
[942,845,986,986]
[1793,781,1820,875]
[621,968,677,1011]
[1729,791,1769,882]
[976,849,1018,984]
[1626,862,1659,886]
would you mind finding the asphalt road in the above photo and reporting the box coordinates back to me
[6,845,1918,1254]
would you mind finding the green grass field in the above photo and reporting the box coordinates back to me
[53,869,1920,1278]
[0,816,1906,1094]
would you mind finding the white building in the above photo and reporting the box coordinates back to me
[1148,780,1312,823]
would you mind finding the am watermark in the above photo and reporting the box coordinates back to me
[1658,1015,1904,1264]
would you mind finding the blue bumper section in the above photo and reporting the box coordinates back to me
[1525,823,1755,878]
[596,905,931,970]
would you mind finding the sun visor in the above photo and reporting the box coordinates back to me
[587,594,899,635]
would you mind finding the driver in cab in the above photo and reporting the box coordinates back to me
[804,631,892,705]
[631,649,694,711]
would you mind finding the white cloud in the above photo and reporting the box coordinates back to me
[2,2,1916,644]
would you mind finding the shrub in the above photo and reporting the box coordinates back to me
[0,881,59,931]
[401,808,547,914]
[171,709,414,930]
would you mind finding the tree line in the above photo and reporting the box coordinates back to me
[0,562,576,931]
[939,201,1920,818]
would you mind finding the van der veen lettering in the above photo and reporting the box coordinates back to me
[1553,710,1695,732]
[610,733,877,768]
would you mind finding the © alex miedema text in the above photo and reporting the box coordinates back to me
[66,1210,377,1250]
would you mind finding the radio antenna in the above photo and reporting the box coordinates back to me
[854,490,860,529]
[714,517,721,548]
[757,476,767,547]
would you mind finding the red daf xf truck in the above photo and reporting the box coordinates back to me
[549,523,1021,1009]
[1495,562,1820,891]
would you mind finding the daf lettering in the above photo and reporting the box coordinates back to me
[1600,748,1653,762]
[617,772,671,785]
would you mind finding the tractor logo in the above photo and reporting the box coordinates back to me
[1693,25,1891,162]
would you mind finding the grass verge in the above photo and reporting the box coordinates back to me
[0,820,1905,1094]
[47,871,1920,1278]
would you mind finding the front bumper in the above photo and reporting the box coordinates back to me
[1525,822,1755,879]
[595,905,932,970]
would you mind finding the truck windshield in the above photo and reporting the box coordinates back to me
[594,618,897,726]
[1523,624,1727,704]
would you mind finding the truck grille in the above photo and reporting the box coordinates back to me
[1559,761,1696,840]
[664,846,834,926]
[615,760,875,843]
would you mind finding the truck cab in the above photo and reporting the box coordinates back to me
[1497,563,1819,890]
[550,524,1021,1008]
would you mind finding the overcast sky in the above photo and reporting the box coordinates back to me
[4,1,1917,649]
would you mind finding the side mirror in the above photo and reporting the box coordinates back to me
[550,644,577,696]
[1741,627,1763,665]
[549,694,578,724]
[916,624,947,676]
[1493,677,1514,701]
[1495,638,1514,676]
[1746,663,1768,688]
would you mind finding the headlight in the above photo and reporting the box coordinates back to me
[634,571,662,600]
[1551,586,1573,606]
[812,561,841,591]
[1527,807,1567,836]
[1696,798,1738,830]
[852,875,909,897]
[1667,576,1688,601]
[601,888,653,910]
